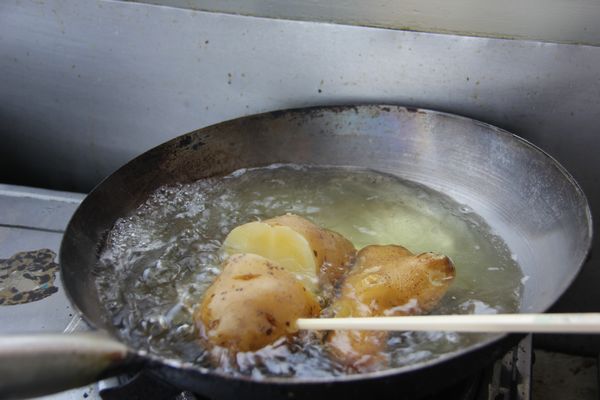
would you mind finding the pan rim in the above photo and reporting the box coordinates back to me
[59,103,593,385]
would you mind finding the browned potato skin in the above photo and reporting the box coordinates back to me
[328,245,456,371]
[264,214,356,287]
[196,253,320,352]
[346,246,456,315]
[353,244,412,268]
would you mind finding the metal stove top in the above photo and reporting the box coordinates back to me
[0,183,531,400]
[0,184,97,399]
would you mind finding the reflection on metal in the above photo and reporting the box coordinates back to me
[63,315,85,333]
[0,188,83,205]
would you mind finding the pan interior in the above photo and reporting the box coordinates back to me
[95,164,522,378]
[60,105,592,384]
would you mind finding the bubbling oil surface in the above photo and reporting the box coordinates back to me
[96,165,522,378]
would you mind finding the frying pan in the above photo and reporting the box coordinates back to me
[0,105,592,399]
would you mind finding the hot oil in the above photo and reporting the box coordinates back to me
[96,165,522,378]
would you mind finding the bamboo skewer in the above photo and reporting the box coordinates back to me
[296,313,600,333]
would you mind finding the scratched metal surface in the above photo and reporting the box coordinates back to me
[0,185,98,399]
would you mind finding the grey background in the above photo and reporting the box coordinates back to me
[1,0,599,353]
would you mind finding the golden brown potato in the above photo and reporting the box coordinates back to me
[328,245,455,371]
[222,214,356,291]
[195,253,320,352]
[343,246,456,315]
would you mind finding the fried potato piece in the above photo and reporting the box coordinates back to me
[195,253,320,352]
[328,245,455,371]
[222,214,356,291]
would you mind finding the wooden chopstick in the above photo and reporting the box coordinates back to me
[296,313,600,333]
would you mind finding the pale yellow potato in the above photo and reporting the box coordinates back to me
[222,214,356,291]
[328,245,456,371]
[221,220,316,290]
[266,214,356,288]
[195,253,320,352]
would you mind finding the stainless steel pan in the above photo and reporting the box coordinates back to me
[0,105,592,399]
